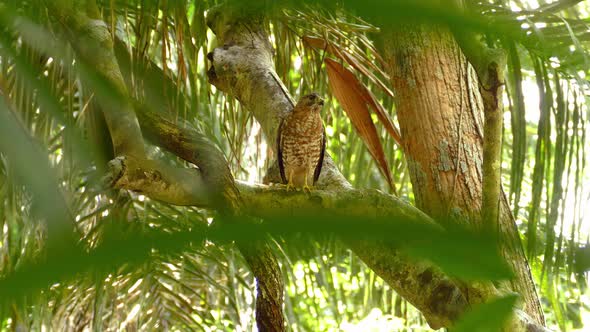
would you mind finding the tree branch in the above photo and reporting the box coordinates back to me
[451,11,506,235]
[135,104,241,209]
[449,2,546,328]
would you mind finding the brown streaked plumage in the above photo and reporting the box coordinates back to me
[277,92,326,190]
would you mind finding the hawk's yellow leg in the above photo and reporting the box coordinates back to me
[303,172,313,193]
[285,170,295,191]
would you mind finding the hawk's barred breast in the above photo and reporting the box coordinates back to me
[277,93,326,188]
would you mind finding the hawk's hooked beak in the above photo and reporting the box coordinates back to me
[318,98,325,106]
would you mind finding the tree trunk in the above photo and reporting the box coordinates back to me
[380,24,545,325]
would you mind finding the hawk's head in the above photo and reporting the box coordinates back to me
[296,93,324,113]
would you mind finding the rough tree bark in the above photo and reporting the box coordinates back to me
[380,23,545,326]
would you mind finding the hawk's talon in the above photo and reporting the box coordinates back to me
[273,183,289,190]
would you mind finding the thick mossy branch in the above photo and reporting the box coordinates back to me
[101,156,210,206]
[135,104,241,210]
[238,184,434,224]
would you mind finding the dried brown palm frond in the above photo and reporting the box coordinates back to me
[325,57,396,192]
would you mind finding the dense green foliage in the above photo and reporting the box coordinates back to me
[0,0,588,331]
